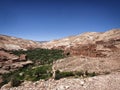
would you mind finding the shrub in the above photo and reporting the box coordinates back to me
[74,71,84,76]
[54,70,97,80]
[54,70,61,80]
[23,65,52,81]
[1,65,52,87]
[55,70,74,80]
[85,71,97,77]
[10,78,21,87]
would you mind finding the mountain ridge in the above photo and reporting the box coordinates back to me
[0,29,120,50]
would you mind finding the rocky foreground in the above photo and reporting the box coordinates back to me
[1,72,120,90]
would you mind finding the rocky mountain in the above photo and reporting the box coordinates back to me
[0,35,42,50]
[0,29,120,90]
[42,29,120,49]
[0,29,120,51]
[50,29,120,77]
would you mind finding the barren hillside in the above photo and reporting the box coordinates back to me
[0,35,42,50]
[0,29,120,90]
[41,29,120,49]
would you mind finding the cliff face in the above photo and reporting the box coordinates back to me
[0,50,33,75]
[51,29,120,75]
[41,29,120,57]
[0,35,42,50]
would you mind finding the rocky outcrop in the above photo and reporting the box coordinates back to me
[19,54,27,61]
[41,29,120,58]
[64,38,120,57]
[0,50,33,74]
[53,50,120,73]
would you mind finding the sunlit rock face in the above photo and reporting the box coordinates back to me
[0,35,42,50]
[0,29,120,51]
[0,50,33,74]
[41,29,120,57]
[0,29,120,57]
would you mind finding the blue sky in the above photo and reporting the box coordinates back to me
[0,0,120,41]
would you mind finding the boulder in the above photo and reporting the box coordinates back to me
[2,65,11,70]
[19,54,27,61]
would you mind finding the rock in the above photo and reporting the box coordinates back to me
[4,72,120,90]
[80,80,85,86]
[21,60,33,66]
[0,50,33,74]
[11,64,23,69]
[0,76,3,84]
[0,69,10,74]
[2,65,11,70]
[19,54,27,61]
[1,81,12,89]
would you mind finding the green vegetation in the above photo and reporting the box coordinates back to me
[85,70,97,77]
[0,48,65,87]
[1,65,52,87]
[11,48,65,65]
[55,70,97,80]
[11,78,21,87]
[23,65,52,81]
[55,70,74,80]
[0,48,98,87]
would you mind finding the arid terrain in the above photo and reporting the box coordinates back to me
[1,72,120,90]
[0,29,120,90]
[0,35,42,50]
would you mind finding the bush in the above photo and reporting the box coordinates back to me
[74,71,84,76]
[1,65,52,87]
[55,70,74,80]
[22,65,52,81]
[85,71,97,77]
[54,70,97,80]
[54,70,61,80]
[11,78,21,87]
